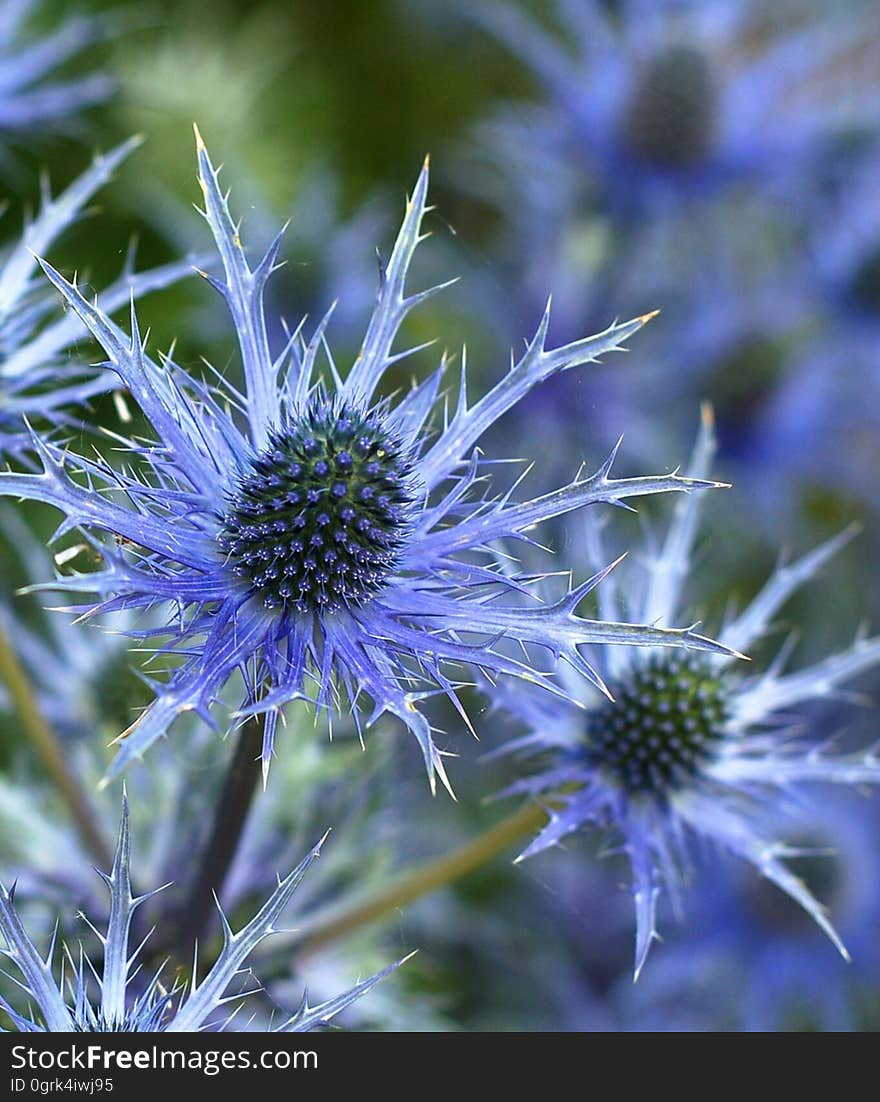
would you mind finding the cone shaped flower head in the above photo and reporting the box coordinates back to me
[497,408,880,978]
[0,129,732,791]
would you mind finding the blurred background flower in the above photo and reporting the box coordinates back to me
[0,0,879,1033]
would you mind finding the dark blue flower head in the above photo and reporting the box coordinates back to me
[497,408,880,978]
[0,129,733,793]
[448,3,863,485]
[0,796,401,1032]
[219,387,419,615]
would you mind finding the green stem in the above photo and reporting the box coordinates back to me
[288,800,549,959]
[0,621,111,870]
[175,715,264,954]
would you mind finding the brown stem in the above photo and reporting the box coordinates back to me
[175,715,264,954]
[286,800,549,959]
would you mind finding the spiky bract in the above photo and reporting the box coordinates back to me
[0,138,194,457]
[0,130,732,792]
[0,798,399,1032]
[498,409,880,978]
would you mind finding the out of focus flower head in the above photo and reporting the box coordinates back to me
[473,0,878,219]
[0,130,732,793]
[456,1,876,351]
[0,796,401,1032]
[612,794,880,1031]
[496,408,880,979]
[445,0,876,475]
[0,137,194,459]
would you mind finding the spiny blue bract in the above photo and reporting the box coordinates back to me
[497,407,880,979]
[0,138,194,458]
[621,797,880,1031]
[0,798,400,1032]
[0,127,733,793]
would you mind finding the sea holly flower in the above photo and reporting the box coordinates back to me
[472,0,874,217]
[445,1,850,478]
[497,408,880,978]
[0,136,195,457]
[0,798,400,1032]
[0,129,731,791]
[0,0,113,155]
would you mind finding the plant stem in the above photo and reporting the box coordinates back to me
[0,620,111,870]
[287,800,549,959]
[176,715,264,954]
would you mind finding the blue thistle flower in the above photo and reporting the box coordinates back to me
[446,2,857,481]
[0,128,730,792]
[474,0,874,217]
[0,0,113,153]
[497,407,880,978]
[0,797,400,1032]
[0,136,195,458]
